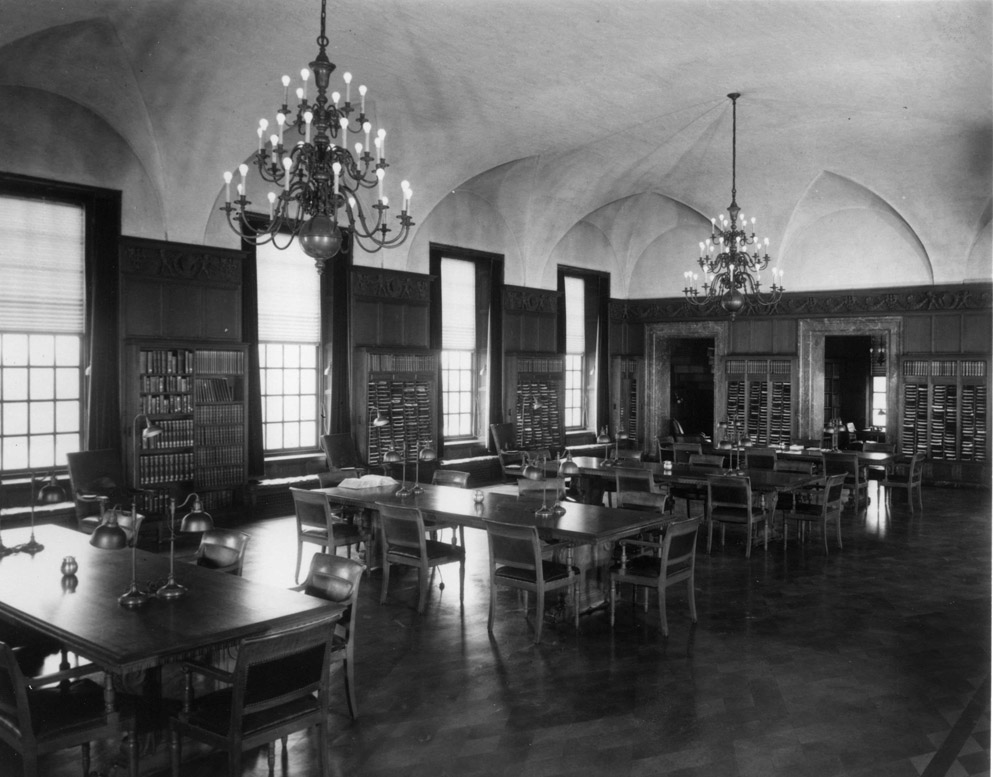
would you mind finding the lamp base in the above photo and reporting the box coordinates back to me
[396,485,413,497]
[551,503,566,516]
[157,578,188,600]
[18,536,44,554]
[534,505,554,519]
[411,484,425,495]
[119,583,150,609]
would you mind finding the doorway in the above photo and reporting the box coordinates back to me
[670,338,715,438]
[824,335,871,447]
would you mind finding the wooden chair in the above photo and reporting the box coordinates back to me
[782,473,847,553]
[170,614,338,777]
[823,451,868,510]
[516,475,566,500]
[744,447,778,470]
[673,453,723,518]
[614,467,670,513]
[609,517,700,636]
[706,475,776,558]
[289,487,368,584]
[192,528,251,576]
[65,449,128,535]
[426,469,470,545]
[490,422,526,481]
[880,452,925,513]
[377,502,465,614]
[292,552,366,719]
[484,520,582,644]
[0,640,138,777]
[671,442,702,464]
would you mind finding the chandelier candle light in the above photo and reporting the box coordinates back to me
[684,93,784,318]
[221,0,414,272]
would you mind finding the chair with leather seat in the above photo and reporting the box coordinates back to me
[291,552,365,719]
[706,475,776,558]
[169,614,338,777]
[0,640,138,777]
[880,451,926,513]
[378,502,465,614]
[289,487,369,584]
[614,467,670,513]
[321,433,371,479]
[192,528,251,576]
[65,449,130,535]
[823,451,868,511]
[673,452,724,518]
[490,422,526,482]
[782,473,847,553]
[484,520,582,644]
[744,447,778,470]
[609,516,701,636]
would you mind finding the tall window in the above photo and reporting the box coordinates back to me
[440,257,477,439]
[563,276,585,429]
[256,241,321,452]
[0,196,85,473]
[871,375,887,429]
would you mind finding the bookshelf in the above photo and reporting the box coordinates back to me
[352,348,440,467]
[611,356,643,446]
[899,356,989,470]
[824,359,842,424]
[503,353,566,451]
[723,356,796,446]
[124,340,248,520]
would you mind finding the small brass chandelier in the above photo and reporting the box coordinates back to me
[221,0,414,273]
[683,93,783,318]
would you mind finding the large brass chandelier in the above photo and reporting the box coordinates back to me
[221,0,413,273]
[683,93,783,317]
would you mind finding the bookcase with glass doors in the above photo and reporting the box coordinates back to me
[722,355,797,447]
[122,339,249,521]
[502,352,566,452]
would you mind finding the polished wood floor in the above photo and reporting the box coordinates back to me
[5,482,990,777]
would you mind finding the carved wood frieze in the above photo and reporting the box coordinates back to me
[351,268,432,302]
[610,284,993,323]
[503,285,559,315]
[120,239,242,284]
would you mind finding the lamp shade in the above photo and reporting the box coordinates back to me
[179,496,214,533]
[383,449,401,463]
[37,472,67,504]
[90,510,128,549]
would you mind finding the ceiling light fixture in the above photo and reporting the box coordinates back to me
[683,93,783,318]
[221,0,414,273]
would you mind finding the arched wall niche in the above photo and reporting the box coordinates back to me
[645,320,730,448]
[797,316,903,442]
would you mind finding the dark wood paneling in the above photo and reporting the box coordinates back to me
[932,315,961,353]
[772,319,798,354]
[962,312,992,353]
[903,315,932,352]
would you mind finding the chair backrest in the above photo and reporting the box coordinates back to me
[432,469,470,488]
[321,433,362,471]
[230,615,336,726]
[908,451,926,484]
[377,502,427,557]
[744,447,778,470]
[688,453,724,469]
[300,552,365,640]
[290,486,335,536]
[822,473,848,516]
[0,640,35,746]
[659,517,701,577]
[516,476,566,498]
[823,451,862,483]
[707,475,752,513]
[776,458,816,475]
[115,509,144,547]
[671,419,686,437]
[614,467,655,494]
[672,442,702,464]
[485,520,541,575]
[490,423,516,454]
[863,441,895,453]
[196,529,251,575]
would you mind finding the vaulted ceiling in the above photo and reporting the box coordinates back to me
[2,0,990,294]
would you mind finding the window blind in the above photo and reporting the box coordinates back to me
[256,239,321,343]
[442,257,476,350]
[564,275,585,354]
[0,196,84,333]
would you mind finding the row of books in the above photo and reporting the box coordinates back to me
[139,349,194,375]
[194,377,235,402]
[195,466,244,489]
[367,352,437,374]
[140,419,194,449]
[195,446,244,467]
[140,374,190,394]
[195,350,245,375]
[138,453,195,486]
[139,394,193,414]
[195,404,245,425]
[195,424,245,447]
